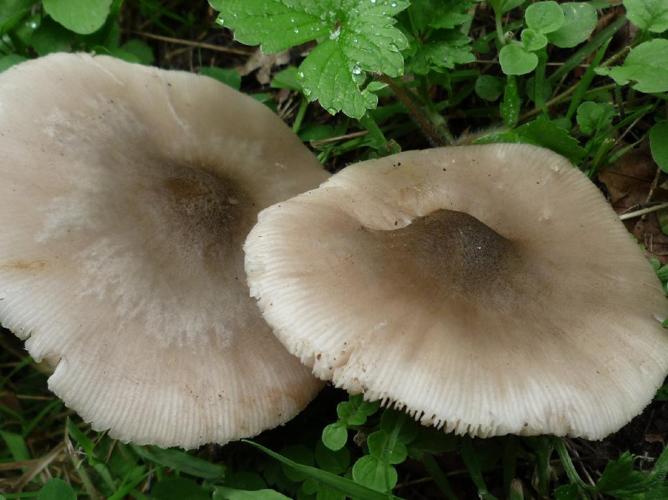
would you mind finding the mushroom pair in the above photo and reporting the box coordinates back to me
[245,145,668,439]
[2,54,667,448]
[0,53,327,448]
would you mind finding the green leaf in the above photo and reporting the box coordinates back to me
[299,40,373,118]
[119,39,154,65]
[212,0,331,53]
[476,116,587,163]
[500,76,520,128]
[475,75,504,101]
[499,44,538,75]
[214,0,408,118]
[521,29,547,51]
[408,0,474,31]
[271,66,302,91]
[214,487,291,500]
[650,122,668,173]
[554,483,580,500]
[30,17,76,55]
[547,3,598,48]
[37,479,76,500]
[576,101,615,135]
[0,431,30,461]
[0,0,35,34]
[595,452,652,495]
[131,445,225,479]
[352,456,397,493]
[200,67,242,89]
[43,0,112,34]
[315,440,350,474]
[322,422,348,451]
[596,39,668,93]
[462,440,498,500]
[336,395,379,426]
[525,1,564,34]
[244,440,397,500]
[489,0,526,14]
[624,0,668,33]
[380,410,419,444]
[367,430,407,465]
[411,31,475,75]
[152,478,210,500]
[280,444,314,482]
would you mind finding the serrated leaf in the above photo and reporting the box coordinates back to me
[624,0,668,33]
[525,1,564,34]
[352,456,398,493]
[214,0,408,118]
[499,44,538,75]
[595,452,651,495]
[409,0,474,31]
[547,3,598,49]
[596,39,668,93]
[650,122,668,173]
[576,101,615,135]
[43,0,112,34]
[212,0,331,53]
[410,30,474,75]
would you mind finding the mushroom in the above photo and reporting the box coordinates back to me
[0,53,328,448]
[245,144,668,439]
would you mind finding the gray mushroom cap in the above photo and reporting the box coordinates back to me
[0,53,327,448]
[245,144,668,439]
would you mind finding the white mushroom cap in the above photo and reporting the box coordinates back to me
[0,53,328,448]
[245,144,668,440]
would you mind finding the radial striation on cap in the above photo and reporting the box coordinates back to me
[0,53,327,448]
[245,144,668,440]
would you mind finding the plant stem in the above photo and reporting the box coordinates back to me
[620,203,668,221]
[377,75,449,147]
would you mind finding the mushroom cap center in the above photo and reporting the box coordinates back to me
[158,165,252,258]
[366,209,523,301]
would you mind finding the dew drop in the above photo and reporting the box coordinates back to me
[352,64,362,75]
[330,26,341,40]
